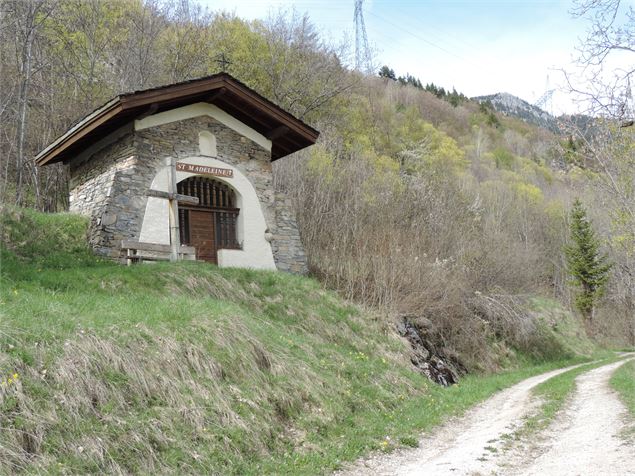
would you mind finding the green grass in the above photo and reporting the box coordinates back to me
[610,358,635,439]
[611,359,635,416]
[0,207,599,474]
[527,297,597,359]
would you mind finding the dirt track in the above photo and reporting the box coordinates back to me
[338,358,634,476]
[516,359,635,476]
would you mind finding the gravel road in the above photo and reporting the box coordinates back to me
[517,359,634,476]
[337,358,634,476]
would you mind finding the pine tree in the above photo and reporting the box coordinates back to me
[564,199,612,319]
[378,65,396,80]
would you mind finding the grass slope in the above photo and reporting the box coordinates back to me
[611,359,635,417]
[0,207,596,474]
[610,358,635,439]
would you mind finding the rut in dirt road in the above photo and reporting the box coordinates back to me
[337,362,588,476]
[516,358,635,476]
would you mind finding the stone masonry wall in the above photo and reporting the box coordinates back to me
[134,115,276,229]
[272,191,309,274]
[69,134,134,217]
[69,134,146,257]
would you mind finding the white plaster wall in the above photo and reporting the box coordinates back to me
[138,155,276,270]
[198,131,217,156]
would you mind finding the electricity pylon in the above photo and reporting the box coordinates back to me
[354,0,372,73]
[535,75,555,115]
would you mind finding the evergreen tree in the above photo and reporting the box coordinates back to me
[448,87,461,106]
[562,135,583,167]
[378,65,396,80]
[404,74,423,89]
[425,82,438,96]
[479,100,500,128]
[564,199,612,319]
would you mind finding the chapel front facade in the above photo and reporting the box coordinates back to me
[36,74,317,274]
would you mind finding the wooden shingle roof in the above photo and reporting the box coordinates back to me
[35,73,319,166]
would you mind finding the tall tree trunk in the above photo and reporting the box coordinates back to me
[14,1,36,207]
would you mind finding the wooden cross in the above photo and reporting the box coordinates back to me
[215,53,232,72]
[147,157,199,262]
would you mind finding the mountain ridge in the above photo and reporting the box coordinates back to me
[472,92,560,132]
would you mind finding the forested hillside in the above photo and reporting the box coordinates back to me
[2,0,634,371]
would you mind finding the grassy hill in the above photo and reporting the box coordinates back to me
[0,207,597,474]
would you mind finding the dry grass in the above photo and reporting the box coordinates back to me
[0,215,422,474]
[0,303,419,473]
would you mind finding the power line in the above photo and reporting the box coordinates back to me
[389,8,481,56]
[366,10,469,62]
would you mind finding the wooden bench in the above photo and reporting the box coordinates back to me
[121,240,196,265]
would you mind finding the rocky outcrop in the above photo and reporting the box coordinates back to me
[397,316,461,386]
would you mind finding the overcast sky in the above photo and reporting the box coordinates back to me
[199,0,632,114]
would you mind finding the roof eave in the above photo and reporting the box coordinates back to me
[35,97,123,166]
[220,78,319,140]
[36,74,319,166]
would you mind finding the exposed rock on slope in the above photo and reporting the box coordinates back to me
[473,92,559,132]
[397,317,461,386]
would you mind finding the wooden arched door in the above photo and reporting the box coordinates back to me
[177,176,240,264]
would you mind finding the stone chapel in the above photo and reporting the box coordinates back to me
[35,73,318,273]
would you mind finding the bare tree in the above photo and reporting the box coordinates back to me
[567,0,634,120]
[110,0,166,92]
[3,0,54,206]
[256,10,356,121]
